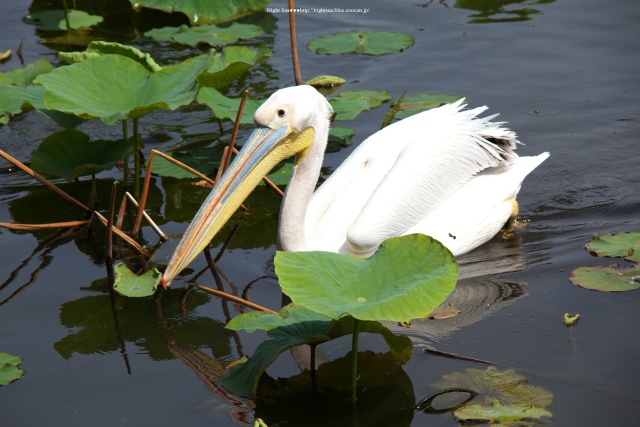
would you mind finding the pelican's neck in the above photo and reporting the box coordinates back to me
[277,117,330,252]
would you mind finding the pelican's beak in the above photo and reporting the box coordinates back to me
[161,125,315,288]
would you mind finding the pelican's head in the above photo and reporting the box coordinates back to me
[161,86,331,288]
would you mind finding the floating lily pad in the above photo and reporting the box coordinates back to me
[432,367,554,408]
[36,45,212,125]
[454,400,553,424]
[130,0,270,25]
[23,9,103,31]
[145,22,264,47]
[198,45,271,89]
[585,232,640,262]
[308,31,414,55]
[0,353,25,386]
[329,90,391,121]
[221,304,412,398]
[328,125,356,148]
[197,87,261,124]
[113,263,162,297]
[305,75,346,87]
[275,234,458,322]
[570,265,640,292]
[394,93,465,120]
[30,130,130,180]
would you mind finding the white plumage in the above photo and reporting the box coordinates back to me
[161,85,549,287]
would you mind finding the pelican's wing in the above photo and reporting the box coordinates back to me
[310,101,521,254]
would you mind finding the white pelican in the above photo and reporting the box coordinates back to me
[161,85,549,287]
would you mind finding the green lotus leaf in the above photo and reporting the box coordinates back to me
[145,22,264,47]
[305,75,346,87]
[585,232,640,261]
[0,83,83,128]
[329,90,391,121]
[275,234,458,322]
[0,60,85,128]
[454,401,553,424]
[197,87,261,124]
[113,263,162,297]
[0,353,25,386]
[570,265,640,292]
[0,58,53,86]
[328,125,356,147]
[59,41,161,71]
[0,85,42,116]
[35,49,212,125]
[308,31,414,55]
[394,93,465,120]
[130,0,270,25]
[198,45,271,89]
[30,130,130,180]
[222,304,412,398]
[432,367,554,408]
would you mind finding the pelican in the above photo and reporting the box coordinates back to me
[161,85,549,287]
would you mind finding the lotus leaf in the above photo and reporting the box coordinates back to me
[305,75,346,87]
[113,263,162,297]
[394,93,465,120]
[198,46,271,89]
[130,0,270,25]
[30,130,130,180]
[222,304,412,398]
[35,49,212,125]
[432,367,554,408]
[585,232,640,262]
[0,58,53,86]
[59,41,161,72]
[308,31,414,55]
[328,125,356,148]
[0,353,24,386]
[197,87,261,124]
[329,90,391,121]
[275,234,458,322]
[454,400,553,424]
[145,22,264,47]
[570,265,640,292]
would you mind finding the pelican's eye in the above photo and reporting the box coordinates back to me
[277,108,286,118]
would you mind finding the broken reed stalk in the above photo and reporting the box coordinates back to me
[0,220,90,231]
[124,193,167,241]
[289,0,303,85]
[195,284,277,314]
[0,149,147,255]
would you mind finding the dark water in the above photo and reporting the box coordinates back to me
[1,0,639,426]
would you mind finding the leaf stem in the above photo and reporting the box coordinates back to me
[132,117,140,200]
[121,119,129,188]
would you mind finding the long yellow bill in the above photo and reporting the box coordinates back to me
[161,125,315,288]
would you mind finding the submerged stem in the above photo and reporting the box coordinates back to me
[351,318,360,404]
